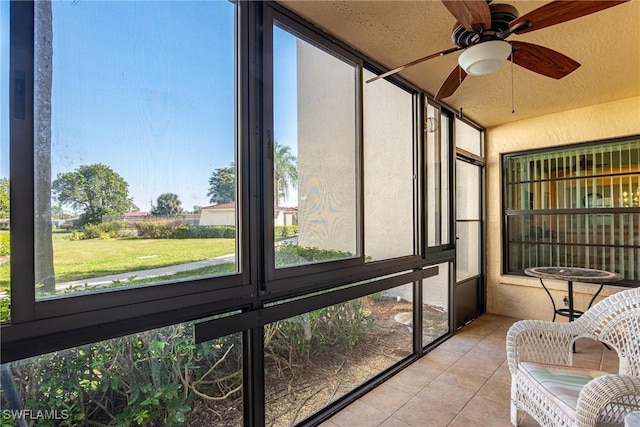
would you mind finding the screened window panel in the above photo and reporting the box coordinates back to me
[2,320,243,425]
[273,24,358,268]
[422,262,450,346]
[455,118,482,156]
[363,69,414,261]
[32,1,238,299]
[426,104,450,247]
[264,283,413,426]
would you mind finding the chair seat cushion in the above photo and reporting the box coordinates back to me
[519,361,609,419]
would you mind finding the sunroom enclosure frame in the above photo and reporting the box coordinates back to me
[2,1,487,425]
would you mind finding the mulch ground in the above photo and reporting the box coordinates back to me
[186,297,448,427]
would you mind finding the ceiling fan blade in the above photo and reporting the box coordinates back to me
[509,0,629,35]
[366,47,461,83]
[435,65,467,100]
[441,0,491,32]
[509,41,580,79]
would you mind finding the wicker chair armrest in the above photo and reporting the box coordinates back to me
[506,319,580,374]
[575,374,640,427]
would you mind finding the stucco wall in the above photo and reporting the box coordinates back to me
[362,70,414,261]
[485,96,640,320]
[199,209,235,226]
[296,40,357,254]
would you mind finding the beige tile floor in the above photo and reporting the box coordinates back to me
[319,314,620,427]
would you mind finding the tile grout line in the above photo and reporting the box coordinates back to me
[445,333,506,426]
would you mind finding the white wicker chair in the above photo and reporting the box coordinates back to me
[507,287,640,427]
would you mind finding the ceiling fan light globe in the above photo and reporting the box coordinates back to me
[458,40,512,76]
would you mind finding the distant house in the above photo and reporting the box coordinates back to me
[274,206,297,226]
[199,202,236,226]
[199,202,297,226]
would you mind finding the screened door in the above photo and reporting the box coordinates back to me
[455,157,484,328]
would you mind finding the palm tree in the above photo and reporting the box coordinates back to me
[152,193,182,217]
[274,141,298,207]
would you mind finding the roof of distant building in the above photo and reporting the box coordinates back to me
[124,211,150,217]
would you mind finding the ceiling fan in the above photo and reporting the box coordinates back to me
[366,0,629,101]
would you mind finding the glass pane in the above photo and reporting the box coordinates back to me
[33,1,237,298]
[273,24,358,268]
[426,103,441,247]
[426,106,451,248]
[0,323,243,426]
[363,70,414,261]
[0,0,9,322]
[264,283,413,425]
[423,263,450,346]
[441,114,451,245]
[504,139,640,282]
[456,221,481,281]
[506,213,639,280]
[506,140,640,211]
[456,160,481,221]
[454,118,482,156]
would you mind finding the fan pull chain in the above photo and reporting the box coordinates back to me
[511,48,515,114]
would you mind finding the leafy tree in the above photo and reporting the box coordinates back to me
[0,178,8,218]
[151,193,183,216]
[191,205,202,214]
[274,141,297,207]
[52,163,131,226]
[207,162,235,204]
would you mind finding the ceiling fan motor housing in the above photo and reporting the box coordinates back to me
[451,3,519,47]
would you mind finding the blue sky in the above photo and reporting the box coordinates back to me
[1,0,298,212]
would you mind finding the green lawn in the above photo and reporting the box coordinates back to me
[0,233,236,292]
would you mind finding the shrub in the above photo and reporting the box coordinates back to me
[134,221,182,239]
[274,225,298,239]
[69,230,84,241]
[5,325,243,426]
[0,234,9,256]
[174,225,235,239]
[82,221,125,239]
[275,243,352,267]
[265,299,374,367]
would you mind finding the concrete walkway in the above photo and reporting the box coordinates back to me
[54,253,236,292]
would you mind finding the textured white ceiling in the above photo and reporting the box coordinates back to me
[279,0,640,128]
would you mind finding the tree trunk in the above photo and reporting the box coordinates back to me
[34,1,55,293]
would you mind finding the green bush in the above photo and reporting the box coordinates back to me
[265,299,374,367]
[134,221,182,239]
[274,225,298,239]
[174,225,235,239]
[5,325,243,426]
[275,243,352,267]
[69,230,84,241]
[0,234,9,256]
[83,221,125,239]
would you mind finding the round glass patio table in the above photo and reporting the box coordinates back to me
[524,267,622,322]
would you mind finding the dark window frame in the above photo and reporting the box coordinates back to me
[2,2,492,425]
[501,134,640,285]
[260,3,430,300]
[2,8,485,415]
[4,0,254,359]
